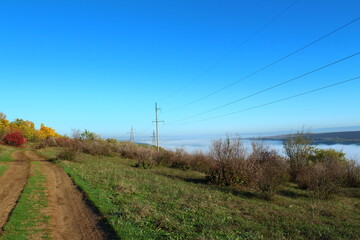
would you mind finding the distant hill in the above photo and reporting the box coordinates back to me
[250,131,360,145]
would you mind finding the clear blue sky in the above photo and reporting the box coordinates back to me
[1,0,359,139]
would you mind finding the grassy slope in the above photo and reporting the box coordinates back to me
[1,162,51,240]
[0,145,15,162]
[0,145,13,177]
[40,149,360,240]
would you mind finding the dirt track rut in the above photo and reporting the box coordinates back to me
[0,150,110,240]
[0,151,30,231]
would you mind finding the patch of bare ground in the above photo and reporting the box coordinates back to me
[1,150,112,239]
[0,151,30,232]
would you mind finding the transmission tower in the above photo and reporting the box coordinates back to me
[127,126,136,142]
[153,102,164,151]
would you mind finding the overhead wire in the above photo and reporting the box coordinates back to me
[171,75,360,126]
[165,16,360,112]
[168,51,360,124]
[161,0,299,103]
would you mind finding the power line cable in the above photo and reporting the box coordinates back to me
[172,75,360,125]
[165,16,360,112]
[168,51,360,124]
[161,0,299,102]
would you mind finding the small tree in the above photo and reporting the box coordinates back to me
[3,131,27,147]
[283,130,314,181]
[80,129,99,141]
[309,148,347,164]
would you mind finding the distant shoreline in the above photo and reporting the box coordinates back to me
[246,130,360,146]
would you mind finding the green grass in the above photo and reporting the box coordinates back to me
[0,165,9,176]
[40,149,360,240]
[1,162,51,240]
[0,145,15,162]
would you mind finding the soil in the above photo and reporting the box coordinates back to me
[0,150,113,240]
[0,151,30,231]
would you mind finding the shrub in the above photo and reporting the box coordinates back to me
[3,131,27,147]
[56,138,83,161]
[344,160,360,187]
[33,136,58,149]
[57,149,79,161]
[206,135,247,186]
[134,148,156,169]
[154,150,176,166]
[283,130,314,181]
[169,148,192,170]
[82,141,116,157]
[297,161,345,199]
[309,148,347,164]
[188,151,212,173]
[248,142,288,200]
[117,142,139,159]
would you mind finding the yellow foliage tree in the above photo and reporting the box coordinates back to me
[38,123,61,139]
[9,119,38,141]
[0,113,10,139]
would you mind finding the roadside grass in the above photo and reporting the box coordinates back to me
[1,162,51,240]
[0,165,9,176]
[39,149,360,240]
[0,145,15,162]
[36,147,63,160]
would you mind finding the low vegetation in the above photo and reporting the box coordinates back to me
[1,162,51,239]
[33,129,360,239]
[38,130,360,201]
[0,145,15,162]
[37,148,360,240]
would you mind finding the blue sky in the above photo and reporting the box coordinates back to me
[0,0,359,139]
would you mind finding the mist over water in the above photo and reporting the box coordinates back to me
[138,136,360,162]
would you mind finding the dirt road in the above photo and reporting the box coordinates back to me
[0,150,112,240]
[0,151,30,231]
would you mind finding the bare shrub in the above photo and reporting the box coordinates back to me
[206,135,247,186]
[57,149,79,161]
[297,161,345,200]
[169,148,192,170]
[248,142,288,200]
[134,147,157,169]
[154,150,176,166]
[33,136,58,149]
[56,138,84,161]
[81,141,116,157]
[344,160,360,187]
[188,150,213,173]
[117,142,139,159]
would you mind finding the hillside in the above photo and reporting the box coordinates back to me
[252,131,360,145]
[37,148,360,239]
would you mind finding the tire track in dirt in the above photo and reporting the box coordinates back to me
[0,151,30,232]
[27,151,111,240]
[1,150,112,239]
